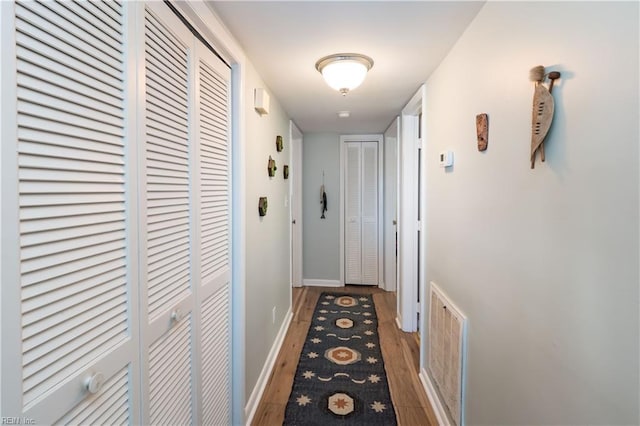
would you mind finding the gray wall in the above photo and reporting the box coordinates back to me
[302,133,341,282]
[243,63,292,400]
[422,2,639,424]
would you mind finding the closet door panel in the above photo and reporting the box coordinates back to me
[361,142,378,284]
[143,5,191,321]
[345,143,362,283]
[6,1,139,423]
[140,3,195,424]
[198,54,230,289]
[195,41,232,426]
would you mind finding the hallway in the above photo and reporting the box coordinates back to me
[251,286,438,425]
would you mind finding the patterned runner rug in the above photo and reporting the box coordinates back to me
[283,292,397,425]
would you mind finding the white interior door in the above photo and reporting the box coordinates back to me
[139,5,195,423]
[194,29,233,426]
[290,121,303,287]
[139,3,232,425]
[345,143,363,283]
[384,118,399,292]
[2,2,232,424]
[344,141,379,285]
[2,1,140,423]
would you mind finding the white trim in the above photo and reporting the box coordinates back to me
[303,279,342,288]
[420,367,449,426]
[339,134,385,288]
[395,316,403,330]
[1,0,21,415]
[244,309,293,426]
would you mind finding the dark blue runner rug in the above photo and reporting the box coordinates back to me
[283,292,397,425]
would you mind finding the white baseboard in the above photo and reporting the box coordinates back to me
[302,279,342,287]
[244,308,293,425]
[395,316,403,330]
[419,367,449,426]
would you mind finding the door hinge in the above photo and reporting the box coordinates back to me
[417,138,423,150]
[417,220,422,232]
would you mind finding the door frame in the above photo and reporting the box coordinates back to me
[383,118,400,293]
[289,121,303,289]
[339,134,384,287]
[398,85,427,332]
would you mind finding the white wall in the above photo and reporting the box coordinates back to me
[243,66,292,400]
[302,133,341,282]
[422,2,639,424]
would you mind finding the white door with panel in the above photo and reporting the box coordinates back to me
[344,141,379,285]
[1,1,232,424]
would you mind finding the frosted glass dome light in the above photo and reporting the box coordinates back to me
[315,54,374,96]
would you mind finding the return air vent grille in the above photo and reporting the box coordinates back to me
[428,282,466,426]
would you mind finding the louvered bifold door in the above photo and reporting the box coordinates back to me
[360,142,378,285]
[4,1,140,424]
[139,4,196,425]
[345,143,362,283]
[344,141,379,285]
[194,41,232,426]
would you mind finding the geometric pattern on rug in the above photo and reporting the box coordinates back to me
[283,293,397,425]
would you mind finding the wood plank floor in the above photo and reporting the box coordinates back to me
[251,285,438,425]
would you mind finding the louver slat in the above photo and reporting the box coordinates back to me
[144,8,191,320]
[16,0,128,410]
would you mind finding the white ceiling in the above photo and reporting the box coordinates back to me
[208,1,485,134]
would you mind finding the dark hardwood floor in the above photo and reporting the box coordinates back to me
[250,285,438,425]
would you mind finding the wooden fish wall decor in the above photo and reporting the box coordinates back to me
[529,65,561,169]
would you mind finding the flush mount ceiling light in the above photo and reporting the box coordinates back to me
[315,53,374,96]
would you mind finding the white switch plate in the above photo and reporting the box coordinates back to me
[439,151,454,167]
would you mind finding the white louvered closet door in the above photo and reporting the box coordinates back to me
[139,4,196,425]
[6,1,140,424]
[360,142,379,285]
[345,143,362,283]
[344,142,379,285]
[195,41,232,426]
[139,3,232,425]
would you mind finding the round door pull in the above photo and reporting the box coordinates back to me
[171,309,183,322]
[85,372,105,394]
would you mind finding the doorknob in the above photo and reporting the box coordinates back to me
[393,220,397,225]
[292,219,296,224]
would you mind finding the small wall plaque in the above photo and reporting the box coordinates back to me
[283,165,289,179]
[276,135,283,152]
[258,197,268,216]
[476,113,488,151]
[268,156,277,177]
